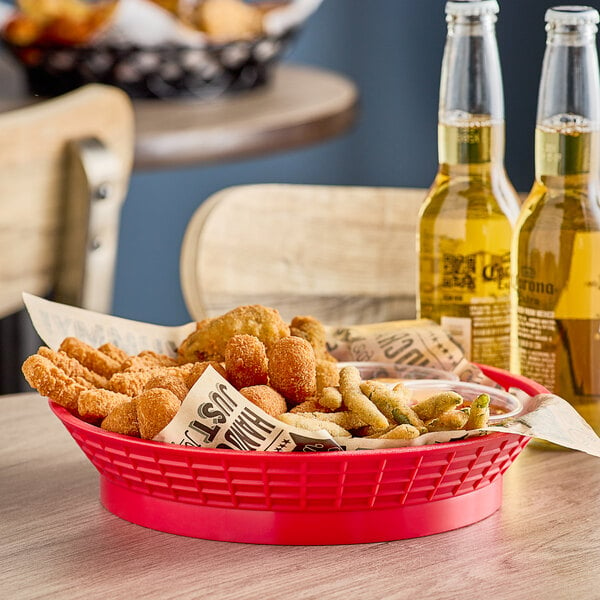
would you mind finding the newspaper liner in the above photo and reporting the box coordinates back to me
[23,293,600,457]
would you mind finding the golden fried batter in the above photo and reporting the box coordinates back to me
[22,354,87,411]
[136,388,181,439]
[101,400,140,437]
[225,334,268,389]
[177,305,290,363]
[240,385,287,417]
[37,346,108,389]
[268,336,316,404]
[290,315,336,362]
[121,351,178,372]
[78,388,131,421]
[98,342,129,366]
[59,337,122,378]
[144,373,189,402]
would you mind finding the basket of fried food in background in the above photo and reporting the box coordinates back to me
[1,0,319,99]
[22,302,548,545]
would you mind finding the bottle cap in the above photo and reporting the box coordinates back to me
[545,6,600,25]
[445,0,499,17]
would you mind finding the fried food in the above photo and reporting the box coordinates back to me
[268,336,316,404]
[144,373,189,402]
[338,366,388,430]
[289,397,330,413]
[290,315,336,362]
[22,354,87,412]
[184,361,228,387]
[178,305,290,363]
[78,388,131,421]
[465,394,490,430]
[240,385,287,417]
[59,337,122,378]
[98,342,129,365]
[195,0,264,42]
[426,410,470,432]
[5,0,118,46]
[37,346,108,389]
[360,380,427,433]
[101,400,140,437]
[225,334,269,389]
[136,388,181,440]
[299,410,367,431]
[368,424,421,440]
[277,413,352,438]
[413,391,464,421]
[319,386,343,410]
[108,368,164,397]
[315,359,340,393]
[120,351,178,372]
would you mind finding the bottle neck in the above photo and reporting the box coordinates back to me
[535,23,600,180]
[439,13,505,166]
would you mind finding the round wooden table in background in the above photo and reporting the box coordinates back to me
[0,55,359,171]
[132,64,359,170]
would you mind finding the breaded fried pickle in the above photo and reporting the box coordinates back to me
[177,305,290,362]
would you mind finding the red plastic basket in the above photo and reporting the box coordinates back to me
[49,365,547,544]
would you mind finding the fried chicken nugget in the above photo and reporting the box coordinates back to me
[177,304,290,363]
[136,388,181,440]
[22,354,87,412]
[268,336,317,404]
[98,342,129,365]
[101,400,140,437]
[59,337,122,378]
[240,385,287,417]
[225,334,268,389]
[182,361,228,387]
[290,315,336,362]
[144,373,189,402]
[78,388,131,421]
[108,368,165,397]
[120,351,178,372]
[37,346,108,389]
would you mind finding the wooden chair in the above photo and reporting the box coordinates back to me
[180,184,425,326]
[0,84,134,318]
[0,84,134,393]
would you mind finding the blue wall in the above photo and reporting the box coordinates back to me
[112,0,573,326]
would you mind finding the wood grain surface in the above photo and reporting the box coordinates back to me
[1,393,598,600]
[180,184,424,325]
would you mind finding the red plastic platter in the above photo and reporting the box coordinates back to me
[49,364,547,545]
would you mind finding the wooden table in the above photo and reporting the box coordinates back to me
[132,64,358,170]
[1,393,598,600]
[0,56,358,171]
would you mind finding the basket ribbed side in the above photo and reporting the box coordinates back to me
[64,420,528,513]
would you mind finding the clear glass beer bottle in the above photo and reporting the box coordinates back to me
[417,0,520,369]
[512,6,600,434]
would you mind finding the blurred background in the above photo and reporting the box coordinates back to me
[110,0,563,327]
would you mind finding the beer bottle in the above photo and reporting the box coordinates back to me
[417,0,520,369]
[512,6,600,434]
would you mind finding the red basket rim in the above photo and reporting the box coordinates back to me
[48,363,547,459]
